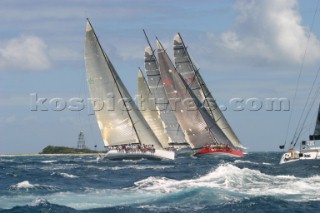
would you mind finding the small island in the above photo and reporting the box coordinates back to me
[40,145,100,154]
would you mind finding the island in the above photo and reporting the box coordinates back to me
[40,145,101,154]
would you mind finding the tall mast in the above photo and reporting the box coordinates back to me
[86,19,141,144]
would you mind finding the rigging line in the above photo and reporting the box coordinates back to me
[282,0,320,149]
[291,45,320,145]
[294,68,320,145]
[177,33,216,119]
[292,68,320,145]
[292,73,320,147]
[87,19,141,144]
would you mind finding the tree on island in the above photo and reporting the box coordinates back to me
[40,145,99,154]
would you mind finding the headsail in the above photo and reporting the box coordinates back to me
[157,40,233,149]
[138,69,170,148]
[84,19,162,149]
[173,33,244,149]
[143,34,187,146]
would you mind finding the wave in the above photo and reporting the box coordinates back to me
[41,160,57,163]
[40,164,79,171]
[29,198,50,207]
[234,160,272,165]
[133,163,320,201]
[9,181,59,191]
[51,172,79,178]
[109,165,174,171]
[4,163,320,211]
[79,164,174,171]
[0,158,14,163]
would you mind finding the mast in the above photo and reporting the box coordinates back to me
[86,19,141,144]
[142,30,188,146]
[85,19,162,148]
[138,68,170,148]
[173,33,244,149]
[157,39,233,148]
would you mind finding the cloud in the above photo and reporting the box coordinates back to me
[0,115,17,124]
[48,47,81,61]
[207,0,320,66]
[0,35,52,71]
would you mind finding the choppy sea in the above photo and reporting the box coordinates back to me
[1,152,320,212]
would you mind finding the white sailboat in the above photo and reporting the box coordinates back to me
[84,19,174,160]
[280,104,320,164]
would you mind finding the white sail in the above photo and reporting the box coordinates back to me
[157,40,233,149]
[173,33,244,149]
[138,69,170,148]
[84,19,162,149]
[144,45,188,146]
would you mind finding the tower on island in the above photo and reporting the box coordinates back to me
[77,131,86,149]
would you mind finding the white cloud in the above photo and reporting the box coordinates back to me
[48,47,81,61]
[209,0,320,66]
[2,115,17,124]
[0,35,51,71]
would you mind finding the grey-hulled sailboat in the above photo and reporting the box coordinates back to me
[137,69,171,148]
[84,19,174,160]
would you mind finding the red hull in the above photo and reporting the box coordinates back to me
[194,147,244,157]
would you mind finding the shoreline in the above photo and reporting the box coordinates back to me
[0,153,99,157]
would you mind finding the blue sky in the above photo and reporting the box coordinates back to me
[2,0,320,154]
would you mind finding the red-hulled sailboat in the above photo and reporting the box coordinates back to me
[193,144,244,157]
[156,33,246,157]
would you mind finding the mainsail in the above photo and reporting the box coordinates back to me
[157,40,233,149]
[310,104,320,140]
[144,40,187,146]
[138,69,170,148]
[173,33,244,149]
[84,19,162,149]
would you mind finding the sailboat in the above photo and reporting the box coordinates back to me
[142,31,189,149]
[280,104,320,164]
[137,69,171,149]
[172,34,245,157]
[84,19,174,160]
[157,39,243,157]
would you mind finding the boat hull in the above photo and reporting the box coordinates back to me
[280,149,320,164]
[102,149,175,161]
[193,147,244,157]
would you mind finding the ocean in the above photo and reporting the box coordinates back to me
[0,152,320,213]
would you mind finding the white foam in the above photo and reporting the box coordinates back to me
[40,164,79,171]
[67,164,173,171]
[109,165,174,171]
[10,180,34,190]
[133,163,320,201]
[41,160,57,163]
[51,172,78,178]
[234,160,272,165]
[4,164,320,210]
[60,172,78,178]
[9,180,59,191]
[29,198,49,206]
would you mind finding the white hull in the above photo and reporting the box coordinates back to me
[279,148,320,164]
[102,149,175,160]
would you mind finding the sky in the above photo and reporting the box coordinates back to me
[2,0,320,154]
